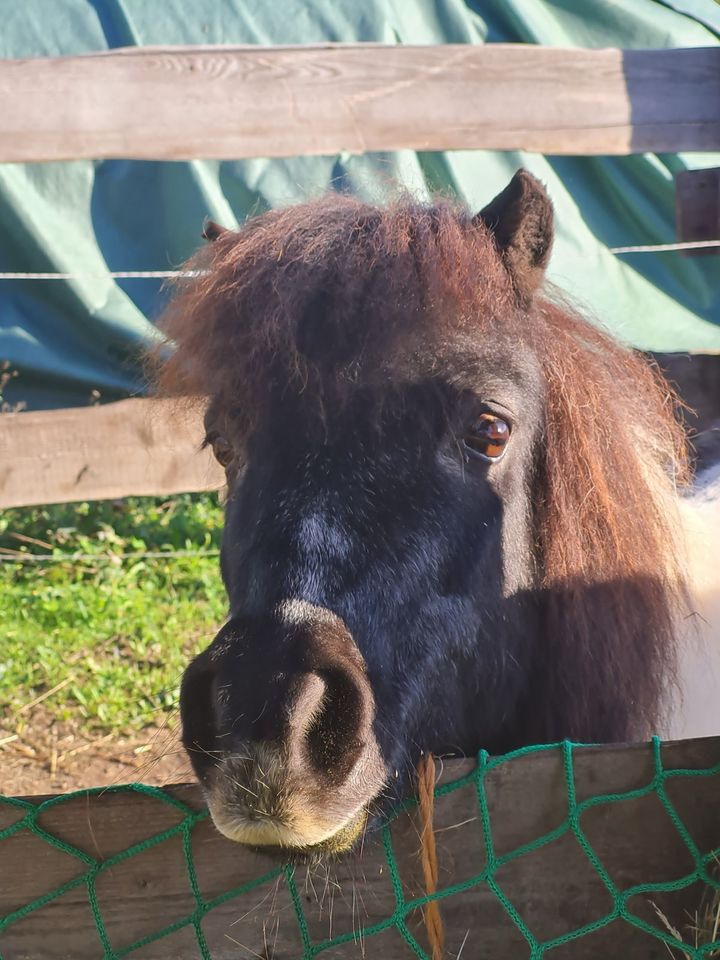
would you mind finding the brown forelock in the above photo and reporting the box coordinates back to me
[155,195,690,740]
[153,193,515,432]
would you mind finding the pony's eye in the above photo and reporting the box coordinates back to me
[209,435,234,468]
[463,413,511,462]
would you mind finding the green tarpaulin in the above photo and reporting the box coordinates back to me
[1,0,719,410]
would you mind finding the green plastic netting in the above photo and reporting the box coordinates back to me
[1,738,719,959]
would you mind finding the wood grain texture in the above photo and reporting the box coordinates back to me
[1,738,718,958]
[0,398,223,508]
[1,44,719,162]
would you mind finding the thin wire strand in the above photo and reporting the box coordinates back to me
[0,240,717,282]
[610,239,720,254]
[0,548,220,564]
[0,269,206,280]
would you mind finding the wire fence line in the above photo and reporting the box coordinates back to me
[0,239,718,283]
[609,239,720,254]
[0,269,206,280]
[0,548,221,564]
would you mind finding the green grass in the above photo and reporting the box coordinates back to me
[0,493,227,737]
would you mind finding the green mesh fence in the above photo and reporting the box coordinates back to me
[1,738,719,959]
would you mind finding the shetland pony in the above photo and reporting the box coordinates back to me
[155,171,719,854]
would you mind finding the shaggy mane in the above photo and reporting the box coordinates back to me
[154,194,689,743]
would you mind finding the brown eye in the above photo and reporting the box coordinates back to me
[208,435,234,468]
[464,413,511,462]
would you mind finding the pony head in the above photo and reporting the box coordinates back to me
[155,171,687,856]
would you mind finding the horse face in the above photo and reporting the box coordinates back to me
[178,172,554,854]
[181,359,544,854]
[167,172,685,855]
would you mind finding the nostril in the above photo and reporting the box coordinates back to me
[289,668,371,784]
[179,652,220,777]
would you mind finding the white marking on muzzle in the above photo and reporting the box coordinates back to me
[291,507,352,598]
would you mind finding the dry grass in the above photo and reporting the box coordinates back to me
[650,856,720,958]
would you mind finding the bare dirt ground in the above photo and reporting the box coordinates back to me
[1,707,193,797]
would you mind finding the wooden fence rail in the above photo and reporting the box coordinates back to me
[0,399,222,510]
[2,44,719,510]
[2,737,719,959]
[1,44,719,162]
[2,355,719,511]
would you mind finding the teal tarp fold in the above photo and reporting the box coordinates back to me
[1,0,719,409]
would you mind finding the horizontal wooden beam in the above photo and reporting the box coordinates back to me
[1,737,719,958]
[0,398,223,509]
[2,352,719,510]
[1,44,719,162]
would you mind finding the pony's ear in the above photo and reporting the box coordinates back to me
[475,169,554,302]
[202,218,228,242]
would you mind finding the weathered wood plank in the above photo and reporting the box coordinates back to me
[1,352,718,511]
[0,398,223,509]
[675,167,720,256]
[1,738,718,958]
[1,44,718,162]
[653,352,720,470]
